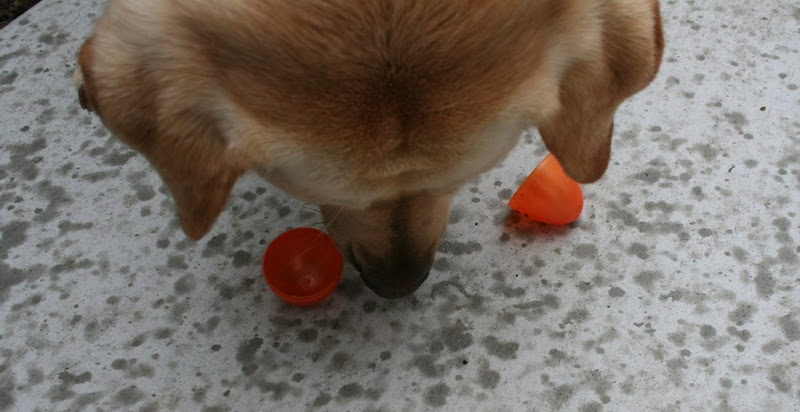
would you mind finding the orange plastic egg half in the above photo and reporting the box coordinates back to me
[508,153,584,225]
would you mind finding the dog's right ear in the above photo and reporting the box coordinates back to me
[143,129,245,241]
[538,0,664,183]
[74,35,245,240]
[75,37,98,113]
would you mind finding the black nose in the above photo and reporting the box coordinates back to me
[359,270,431,299]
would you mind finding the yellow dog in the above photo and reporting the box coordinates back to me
[76,0,663,298]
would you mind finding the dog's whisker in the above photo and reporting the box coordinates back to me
[321,206,344,228]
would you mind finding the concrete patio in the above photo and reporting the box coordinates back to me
[1,0,798,411]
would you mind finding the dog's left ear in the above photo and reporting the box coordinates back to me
[539,0,664,183]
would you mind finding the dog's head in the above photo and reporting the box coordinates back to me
[76,0,663,298]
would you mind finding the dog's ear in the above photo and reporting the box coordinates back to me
[115,116,243,241]
[144,129,244,241]
[538,0,664,183]
[75,38,98,113]
[76,37,244,240]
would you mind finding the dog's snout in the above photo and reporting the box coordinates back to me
[322,193,452,299]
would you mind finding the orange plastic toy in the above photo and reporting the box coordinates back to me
[262,227,343,306]
[508,153,584,225]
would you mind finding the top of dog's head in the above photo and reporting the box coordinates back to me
[76,0,663,240]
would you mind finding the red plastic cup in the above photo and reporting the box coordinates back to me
[508,153,584,225]
[262,228,343,306]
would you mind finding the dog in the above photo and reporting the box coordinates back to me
[75,0,663,298]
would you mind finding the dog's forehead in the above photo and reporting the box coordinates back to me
[171,0,592,208]
[189,0,579,132]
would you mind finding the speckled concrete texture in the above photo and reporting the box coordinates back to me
[1,1,799,411]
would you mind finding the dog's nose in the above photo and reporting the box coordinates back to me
[349,248,434,298]
[359,269,431,299]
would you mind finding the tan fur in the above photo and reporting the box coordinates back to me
[76,0,663,297]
